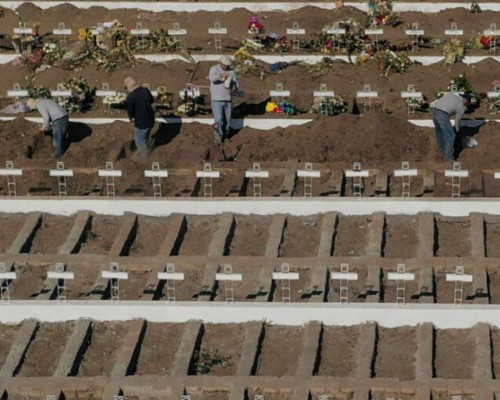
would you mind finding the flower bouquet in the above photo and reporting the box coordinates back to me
[310,95,347,116]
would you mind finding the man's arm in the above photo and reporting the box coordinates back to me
[209,66,224,84]
[455,105,465,132]
[38,104,51,130]
[126,93,135,121]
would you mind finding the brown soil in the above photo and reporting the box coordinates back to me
[79,215,122,254]
[0,323,21,368]
[333,215,371,256]
[29,215,74,254]
[383,215,419,258]
[0,214,26,253]
[318,325,359,376]
[17,321,74,377]
[229,214,271,256]
[257,324,303,376]
[196,323,245,375]
[10,263,49,299]
[135,322,186,375]
[434,328,474,379]
[0,7,498,189]
[178,215,219,256]
[435,217,471,257]
[279,215,321,257]
[128,215,174,257]
[374,326,416,380]
[77,321,128,376]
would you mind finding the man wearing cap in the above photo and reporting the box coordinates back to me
[124,77,155,160]
[26,98,68,159]
[209,55,239,143]
[432,92,476,161]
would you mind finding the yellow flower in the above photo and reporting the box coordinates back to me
[157,86,167,95]
[265,101,277,112]
[78,28,93,41]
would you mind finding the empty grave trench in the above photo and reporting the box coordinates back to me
[15,322,74,377]
[434,328,475,379]
[76,321,129,377]
[23,215,74,254]
[135,322,186,375]
[279,215,322,257]
[189,323,246,376]
[78,215,122,254]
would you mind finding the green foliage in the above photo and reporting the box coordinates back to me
[192,349,231,374]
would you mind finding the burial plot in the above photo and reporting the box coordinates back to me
[333,215,371,256]
[382,215,419,258]
[28,215,74,254]
[434,216,471,257]
[127,216,172,257]
[317,325,360,376]
[176,215,219,256]
[278,215,321,257]
[434,328,475,379]
[227,215,271,256]
[374,326,416,379]
[17,322,74,377]
[255,324,304,376]
[134,322,187,375]
[78,215,122,254]
[0,213,26,252]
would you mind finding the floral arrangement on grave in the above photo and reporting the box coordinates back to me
[25,75,51,100]
[374,49,412,75]
[310,95,347,116]
[265,100,299,115]
[435,75,479,106]
[155,86,174,110]
[57,77,94,113]
[42,42,65,65]
[314,19,367,62]
[442,39,465,66]
[248,15,265,34]
[102,92,127,107]
[303,57,337,78]
[405,96,428,113]
[470,1,482,13]
[488,79,500,115]
[11,22,41,54]
[12,48,44,71]
[367,0,399,27]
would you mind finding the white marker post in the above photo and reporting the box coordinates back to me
[405,23,424,52]
[313,84,335,115]
[394,161,418,198]
[297,162,320,198]
[484,23,500,54]
[0,263,16,302]
[326,24,346,52]
[387,263,415,304]
[215,264,242,303]
[47,263,75,301]
[53,22,72,45]
[168,23,187,50]
[7,82,29,101]
[144,162,168,198]
[445,162,468,198]
[365,25,384,50]
[0,161,23,197]
[98,162,122,198]
[356,84,378,112]
[345,162,369,197]
[487,82,500,100]
[101,263,128,301]
[208,21,227,52]
[272,263,299,303]
[130,22,150,50]
[269,83,291,111]
[446,265,473,305]
[400,84,423,115]
[196,163,220,199]
[245,163,269,198]
[49,161,73,197]
[13,22,33,53]
[157,263,184,302]
[51,83,72,99]
[444,23,463,39]
[330,263,358,304]
[286,21,305,53]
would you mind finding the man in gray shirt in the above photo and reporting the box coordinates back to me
[27,98,69,159]
[432,92,474,161]
[209,55,238,143]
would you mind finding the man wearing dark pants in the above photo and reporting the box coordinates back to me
[27,98,68,159]
[209,55,238,143]
[432,92,474,161]
[124,77,155,160]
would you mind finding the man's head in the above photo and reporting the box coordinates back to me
[218,55,232,70]
[124,77,139,92]
[26,98,37,111]
[459,92,472,105]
